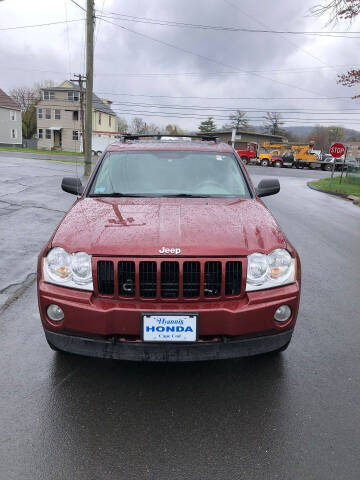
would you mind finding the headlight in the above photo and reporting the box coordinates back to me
[246,249,295,292]
[71,252,92,284]
[44,247,93,291]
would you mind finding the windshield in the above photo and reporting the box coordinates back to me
[89,150,251,198]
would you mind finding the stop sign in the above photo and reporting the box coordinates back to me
[329,143,345,158]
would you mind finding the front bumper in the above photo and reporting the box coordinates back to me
[45,329,293,362]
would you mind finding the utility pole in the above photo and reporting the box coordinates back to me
[71,74,86,155]
[84,0,95,177]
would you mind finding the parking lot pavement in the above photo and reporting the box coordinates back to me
[1,156,360,479]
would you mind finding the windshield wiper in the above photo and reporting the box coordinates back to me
[164,193,209,198]
[89,192,210,198]
[89,192,148,197]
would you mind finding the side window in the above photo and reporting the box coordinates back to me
[38,129,43,139]
[11,128,17,139]
[10,110,16,121]
[38,108,43,119]
[46,129,51,140]
[55,109,61,120]
[45,109,51,119]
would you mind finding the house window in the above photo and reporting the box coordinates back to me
[73,110,79,121]
[108,115,111,127]
[10,110,16,121]
[11,128,17,139]
[45,109,51,119]
[73,130,79,140]
[38,129,43,139]
[46,129,51,140]
[38,108,43,119]
[43,90,55,101]
[68,91,80,101]
[98,112,102,125]
[54,109,61,120]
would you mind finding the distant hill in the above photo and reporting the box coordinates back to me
[253,125,360,140]
[282,126,360,142]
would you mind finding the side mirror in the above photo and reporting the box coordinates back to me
[256,178,280,197]
[61,177,84,196]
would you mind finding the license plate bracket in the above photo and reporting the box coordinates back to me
[141,313,198,342]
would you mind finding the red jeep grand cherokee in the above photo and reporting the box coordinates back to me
[37,134,301,362]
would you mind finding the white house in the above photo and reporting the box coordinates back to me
[0,88,22,147]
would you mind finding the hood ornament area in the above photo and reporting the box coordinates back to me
[158,247,181,255]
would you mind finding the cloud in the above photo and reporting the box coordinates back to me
[1,0,359,130]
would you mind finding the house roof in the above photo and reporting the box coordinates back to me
[0,88,21,110]
[41,81,117,117]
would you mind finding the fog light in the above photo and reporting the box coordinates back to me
[274,305,291,322]
[47,304,64,322]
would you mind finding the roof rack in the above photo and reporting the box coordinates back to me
[120,134,218,143]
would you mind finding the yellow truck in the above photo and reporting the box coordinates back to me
[258,142,290,166]
[291,142,319,168]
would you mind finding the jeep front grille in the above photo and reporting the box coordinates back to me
[96,258,243,300]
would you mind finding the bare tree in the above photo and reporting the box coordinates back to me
[310,0,360,23]
[310,1,360,97]
[9,80,55,111]
[145,123,160,134]
[130,117,147,134]
[263,112,285,136]
[9,86,38,112]
[116,117,128,133]
[9,80,55,139]
[224,110,250,130]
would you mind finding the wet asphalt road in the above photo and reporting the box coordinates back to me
[1,156,360,479]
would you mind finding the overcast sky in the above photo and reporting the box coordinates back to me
[1,0,360,131]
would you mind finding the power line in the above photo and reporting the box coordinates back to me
[222,0,331,69]
[93,64,360,76]
[64,0,72,78]
[4,64,360,78]
[95,91,353,101]
[70,0,86,13]
[97,11,360,38]
[96,16,324,97]
[0,19,84,31]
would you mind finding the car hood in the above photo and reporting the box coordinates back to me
[52,197,288,256]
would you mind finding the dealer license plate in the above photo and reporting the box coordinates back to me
[142,314,198,342]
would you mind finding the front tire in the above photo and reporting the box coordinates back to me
[261,159,269,167]
[241,156,248,165]
[324,163,333,171]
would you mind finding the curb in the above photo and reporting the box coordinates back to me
[307,182,359,205]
